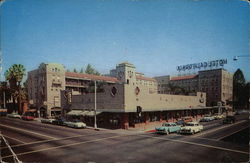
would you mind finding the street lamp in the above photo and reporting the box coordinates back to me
[94,80,97,129]
[17,80,21,114]
[233,55,250,61]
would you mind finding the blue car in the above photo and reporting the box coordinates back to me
[155,122,181,134]
[199,116,214,122]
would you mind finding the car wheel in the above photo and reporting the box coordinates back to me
[192,130,195,134]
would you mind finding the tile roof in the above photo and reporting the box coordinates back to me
[170,75,198,81]
[65,72,119,83]
[136,75,156,82]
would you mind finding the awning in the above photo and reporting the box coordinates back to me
[51,108,62,112]
[66,110,86,116]
[84,111,102,117]
[66,110,101,116]
[26,109,37,112]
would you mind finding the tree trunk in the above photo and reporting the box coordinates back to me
[13,96,16,113]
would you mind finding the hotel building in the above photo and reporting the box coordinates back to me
[27,63,118,117]
[61,62,208,129]
[154,69,233,107]
[28,62,229,129]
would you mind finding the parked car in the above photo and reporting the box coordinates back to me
[155,122,181,134]
[223,115,236,124]
[176,120,186,127]
[41,118,56,124]
[199,116,214,122]
[7,112,21,119]
[64,120,87,129]
[213,113,224,120]
[52,118,67,126]
[0,108,7,116]
[235,110,248,115]
[180,122,203,134]
[182,117,193,123]
[21,115,35,121]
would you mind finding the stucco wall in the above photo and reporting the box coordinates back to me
[65,83,206,113]
[69,84,125,112]
[124,84,206,112]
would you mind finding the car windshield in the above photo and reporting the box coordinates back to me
[163,123,171,126]
[186,123,195,126]
[176,121,184,124]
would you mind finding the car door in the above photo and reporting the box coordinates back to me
[171,124,177,132]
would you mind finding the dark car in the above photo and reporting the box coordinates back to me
[52,118,66,125]
[176,120,186,126]
[21,115,35,121]
[223,115,236,124]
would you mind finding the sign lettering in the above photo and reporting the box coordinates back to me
[176,59,227,72]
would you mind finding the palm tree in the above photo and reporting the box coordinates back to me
[5,64,26,113]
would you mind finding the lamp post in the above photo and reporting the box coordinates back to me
[17,80,21,114]
[94,80,97,129]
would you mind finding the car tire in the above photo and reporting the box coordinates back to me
[192,130,195,134]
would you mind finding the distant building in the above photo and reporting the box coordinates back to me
[198,69,233,106]
[154,75,170,94]
[156,68,233,107]
[170,74,199,94]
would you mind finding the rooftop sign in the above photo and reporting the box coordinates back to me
[177,59,227,72]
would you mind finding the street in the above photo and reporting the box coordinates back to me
[1,114,249,163]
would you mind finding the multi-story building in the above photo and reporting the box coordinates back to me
[154,75,170,94]
[28,63,66,117]
[198,69,233,106]
[28,63,118,117]
[170,74,199,94]
[62,62,208,129]
[162,68,233,106]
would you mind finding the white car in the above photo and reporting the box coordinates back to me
[64,120,86,129]
[7,113,21,119]
[41,118,55,124]
[180,122,203,134]
[213,114,224,120]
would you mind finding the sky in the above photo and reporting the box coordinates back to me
[1,0,250,81]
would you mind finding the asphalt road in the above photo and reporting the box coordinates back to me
[0,114,249,163]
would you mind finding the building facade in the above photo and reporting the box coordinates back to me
[28,63,66,117]
[155,69,233,107]
[27,63,118,117]
[154,75,170,94]
[198,69,233,106]
[62,62,210,129]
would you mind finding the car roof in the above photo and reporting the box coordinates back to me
[186,122,198,124]
[163,122,176,125]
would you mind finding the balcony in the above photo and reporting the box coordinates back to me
[65,81,88,88]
